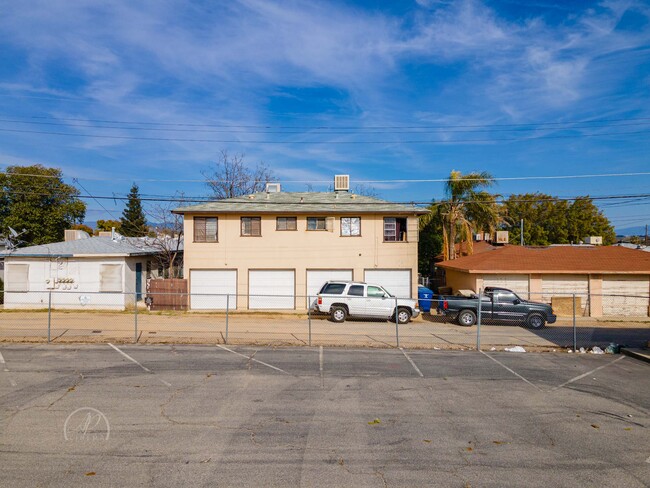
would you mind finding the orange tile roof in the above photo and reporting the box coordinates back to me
[437,245,650,274]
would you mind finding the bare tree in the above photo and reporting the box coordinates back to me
[353,184,379,198]
[202,150,275,200]
[145,192,185,279]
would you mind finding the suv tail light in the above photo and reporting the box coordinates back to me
[317,295,322,305]
[443,300,448,310]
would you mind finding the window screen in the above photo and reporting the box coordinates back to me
[241,217,261,236]
[194,217,218,242]
[276,217,297,231]
[5,264,29,292]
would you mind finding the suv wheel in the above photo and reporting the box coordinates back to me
[396,308,411,324]
[330,306,347,323]
[457,309,477,326]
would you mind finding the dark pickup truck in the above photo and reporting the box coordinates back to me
[437,287,557,329]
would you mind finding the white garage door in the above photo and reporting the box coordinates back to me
[602,275,649,317]
[541,274,589,311]
[190,270,237,310]
[306,269,353,303]
[364,269,412,298]
[482,274,529,297]
[249,270,295,309]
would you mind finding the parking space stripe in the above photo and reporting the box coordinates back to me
[0,350,7,371]
[216,344,290,375]
[479,350,542,391]
[108,343,171,387]
[319,346,324,388]
[400,348,424,377]
[552,356,625,391]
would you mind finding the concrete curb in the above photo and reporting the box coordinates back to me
[621,348,650,364]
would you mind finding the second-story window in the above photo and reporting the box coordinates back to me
[194,217,218,242]
[307,217,327,231]
[341,217,361,236]
[241,217,261,236]
[276,217,297,231]
[384,217,407,242]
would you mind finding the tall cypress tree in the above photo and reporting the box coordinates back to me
[120,183,148,236]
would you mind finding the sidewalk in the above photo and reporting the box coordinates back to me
[0,310,648,349]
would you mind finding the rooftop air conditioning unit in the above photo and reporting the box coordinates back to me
[495,231,509,244]
[265,183,281,193]
[584,236,603,245]
[334,174,350,192]
[475,233,483,241]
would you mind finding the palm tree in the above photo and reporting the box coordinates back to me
[439,170,499,260]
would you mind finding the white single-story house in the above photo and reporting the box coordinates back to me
[1,234,162,310]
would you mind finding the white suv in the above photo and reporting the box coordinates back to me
[312,281,420,324]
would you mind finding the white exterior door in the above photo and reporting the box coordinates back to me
[306,269,353,303]
[364,270,412,298]
[482,274,529,297]
[249,270,295,309]
[190,270,237,310]
[602,276,649,316]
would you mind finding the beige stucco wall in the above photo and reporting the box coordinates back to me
[443,269,478,293]
[183,213,420,309]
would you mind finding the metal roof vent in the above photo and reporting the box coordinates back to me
[334,174,350,192]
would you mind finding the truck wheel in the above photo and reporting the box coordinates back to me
[330,306,347,323]
[457,310,477,326]
[527,313,546,329]
[396,307,411,324]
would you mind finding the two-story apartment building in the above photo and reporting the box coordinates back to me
[173,179,427,311]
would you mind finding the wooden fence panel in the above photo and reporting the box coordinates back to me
[147,279,188,310]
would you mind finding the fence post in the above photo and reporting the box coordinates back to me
[395,297,400,348]
[134,292,138,343]
[225,294,229,344]
[308,296,312,347]
[476,288,482,351]
[572,293,577,351]
[47,291,52,343]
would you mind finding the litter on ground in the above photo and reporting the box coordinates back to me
[504,346,526,353]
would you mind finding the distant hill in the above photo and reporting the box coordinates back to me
[616,226,647,237]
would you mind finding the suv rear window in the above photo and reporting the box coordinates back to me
[319,283,346,295]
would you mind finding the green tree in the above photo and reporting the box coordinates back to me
[0,164,86,245]
[439,170,499,260]
[120,183,148,237]
[418,203,443,275]
[95,219,122,234]
[502,194,615,245]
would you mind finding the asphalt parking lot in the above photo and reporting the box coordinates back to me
[0,344,648,487]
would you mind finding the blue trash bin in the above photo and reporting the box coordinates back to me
[418,286,434,313]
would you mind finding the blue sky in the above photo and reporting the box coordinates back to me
[0,0,649,232]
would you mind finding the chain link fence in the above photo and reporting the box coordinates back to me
[0,290,648,351]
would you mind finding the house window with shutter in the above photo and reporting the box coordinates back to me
[341,217,361,236]
[100,264,123,292]
[307,217,327,231]
[194,217,218,242]
[241,217,262,236]
[384,217,407,242]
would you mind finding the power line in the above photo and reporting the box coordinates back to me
[0,126,649,144]
[1,170,650,184]
[2,117,650,134]
[20,114,650,130]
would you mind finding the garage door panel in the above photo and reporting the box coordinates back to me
[190,270,237,310]
[483,275,529,297]
[364,270,411,298]
[602,276,649,317]
[249,270,295,309]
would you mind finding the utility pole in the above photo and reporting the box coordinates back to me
[520,219,524,246]
[645,224,648,246]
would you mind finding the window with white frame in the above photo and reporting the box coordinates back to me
[341,217,361,236]
[383,217,407,242]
